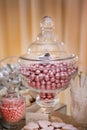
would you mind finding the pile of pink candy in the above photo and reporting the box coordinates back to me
[0,98,25,123]
[23,120,78,130]
[20,62,78,91]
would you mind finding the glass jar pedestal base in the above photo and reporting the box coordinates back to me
[25,102,67,124]
[26,101,67,115]
[36,94,59,107]
[35,93,59,113]
[2,121,17,130]
[1,118,25,130]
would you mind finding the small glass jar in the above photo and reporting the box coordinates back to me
[0,56,26,129]
[0,87,25,128]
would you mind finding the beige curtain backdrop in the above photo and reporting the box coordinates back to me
[0,0,87,114]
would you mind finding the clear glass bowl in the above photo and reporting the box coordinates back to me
[18,16,78,110]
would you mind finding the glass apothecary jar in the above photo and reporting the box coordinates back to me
[0,57,26,128]
[18,16,78,112]
[0,88,25,128]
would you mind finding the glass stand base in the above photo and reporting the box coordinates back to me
[1,118,25,130]
[1,122,17,130]
[36,94,59,108]
[36,94,59,114]
[35,107,55,114]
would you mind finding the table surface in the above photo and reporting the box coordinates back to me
[0,112,82,130]
[50,111,82,130]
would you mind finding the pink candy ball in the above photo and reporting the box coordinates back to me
[20,62,78,92]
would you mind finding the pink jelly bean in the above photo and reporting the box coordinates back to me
[46,85,51,90]
[47,94,53,99]
[39,65,44,70]
[50,77,55,82]
[39,73,44,80]
[43,69,48,74]
[55,73,60,80]
[46,81,51,85]
[41,85,46,89]
[41,80,46,85]
[30,74,35,80]
[49,72,54,77]
[35,70,41,74]
[51,86,57,90]
[56,68,60,72]
[55,80,59,84]
[45,75,49,81]
[36,82,41,88]
[40,93,46,99]
[51,83,56,88]
[57,83,61,88]
[35,76,40,81]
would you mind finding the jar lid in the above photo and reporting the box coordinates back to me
[19,16,77,62]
